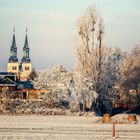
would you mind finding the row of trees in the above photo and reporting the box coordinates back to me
[75,6,140,114]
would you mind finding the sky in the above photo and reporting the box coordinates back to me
[0,0,140,71]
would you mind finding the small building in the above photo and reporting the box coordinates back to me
[0,72,17,81]
[0,72,47,100]
[0,72,33,93]
[0,72,18,92]
[17,81,33,90]
[0,77,17,93]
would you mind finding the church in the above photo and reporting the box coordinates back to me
[0,28,48,99]
[7,28,32,81]
[0,28,33,92]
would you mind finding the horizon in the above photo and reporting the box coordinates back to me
[0,0,140,71]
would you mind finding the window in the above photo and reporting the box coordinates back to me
[25,67,29,71]
[12,66,17,70]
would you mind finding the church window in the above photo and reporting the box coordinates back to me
[12,66,17,70]
[25,67,29,71]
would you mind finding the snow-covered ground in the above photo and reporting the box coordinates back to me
[0,115,140,140]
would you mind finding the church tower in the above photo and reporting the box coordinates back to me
[7,27,19,75]
[20,28,32,81]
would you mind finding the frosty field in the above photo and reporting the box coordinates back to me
[0,115,140,140]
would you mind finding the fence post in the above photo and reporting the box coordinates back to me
[112,122,115,138]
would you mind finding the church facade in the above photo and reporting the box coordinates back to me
[7,28,32,81]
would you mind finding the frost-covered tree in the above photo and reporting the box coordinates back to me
[120,46,140,92]
[76,6,113,114]
[29,68,38,81]
[105,48,126,87]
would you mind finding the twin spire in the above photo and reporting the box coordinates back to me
[9,27,18,63]
[9,27,31,63]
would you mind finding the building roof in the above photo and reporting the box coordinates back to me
[0,72,9,75]
[21,29,31,63]
[0,72,17,82]
[0,72,15,75]
[17,81,33,89]
[9,29,18,63]
[0,77,17,87]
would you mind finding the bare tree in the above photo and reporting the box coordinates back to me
[76,6,113,114]
[76,6,98,77]
[76,6,111,86]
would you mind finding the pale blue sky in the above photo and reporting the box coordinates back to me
[0,0,140,71]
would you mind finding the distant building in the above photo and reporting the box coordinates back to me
[7,28,32,81]
[7,28,19,75]
[0,72,17,92]
[0,72,33,93]
[0,28,47,100]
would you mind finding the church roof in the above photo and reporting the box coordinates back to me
[24,34,29,48]
[9,28,18,63]
[21,28,31,63]
[12,34,16,47]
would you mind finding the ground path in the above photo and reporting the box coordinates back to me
[0,115,140,140]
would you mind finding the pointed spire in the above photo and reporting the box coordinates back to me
[26,27,28,33]
[13,26,15,32]
[12,27,16,47]
[12,26,16,47]
[21,28,31,63]
[9,27,18,63]
[24,28,29,48]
